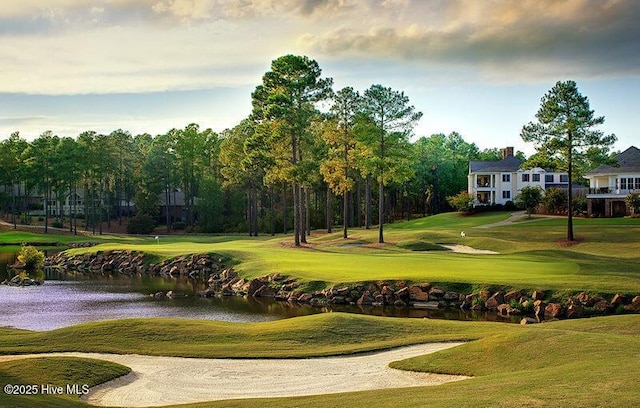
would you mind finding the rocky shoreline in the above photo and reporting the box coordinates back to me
[44,250,640,324]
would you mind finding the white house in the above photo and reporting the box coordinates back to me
[468,147,568,206]
[584,146,640,217]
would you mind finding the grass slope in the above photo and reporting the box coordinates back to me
[57,211,640,293]
[1,314,638,407]
[0,357,130,408]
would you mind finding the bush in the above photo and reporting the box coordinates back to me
[626,192,640,215]
[504,200,516,211]
[16,245,45,272]
[127,214,157,234]
[544,187,568,214]
[573,196,587,216]
[447,191,474,212]
[51,221,63,228]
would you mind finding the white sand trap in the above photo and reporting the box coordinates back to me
[0,343,468,407]
[439,244,499,254]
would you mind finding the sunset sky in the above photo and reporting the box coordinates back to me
[1,0,638,154]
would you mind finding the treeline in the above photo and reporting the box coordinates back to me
[0,55,505,243]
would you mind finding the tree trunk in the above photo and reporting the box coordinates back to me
[282,184,287,234]
[293,182,300,245]
[300,186,307,243]
[305,186,311,237]
[343,190,348,239]
[567,130,574,241]
[326,186,333,233]
[270,187,275,236]
[356,177,362,228]
[365,175,372,229]
[378,179,384,243]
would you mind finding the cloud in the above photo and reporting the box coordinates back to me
[300,0,640,80]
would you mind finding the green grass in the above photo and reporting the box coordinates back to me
[0,357,130,407]
[58,212,640,294]
[1,314,638,407]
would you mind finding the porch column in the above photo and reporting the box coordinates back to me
[587,199,593,217]
[605,199,612,217]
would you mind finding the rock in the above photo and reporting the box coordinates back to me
[413,301,443,310]
[520,317,537,325]
[504,290,521,303]
[566,304,583,318]
[154,291,166,299]
[545,303,564,318]
[297,293,313,303]
[166,290,175,298]
[330,296,347,305]
[247,279,267,296]
[429,288,445,298]
[532,290,545,301]
[443,291,460,301]
[485,294,501,310]
[252,285,275,298]
[610,294,625,305]
[357,291,374,305]
[577,292,594,306]
[408,286,429,301]
[393,299,407,307]
[394,287,409,299]
[478,290,491,300]
[624,296,640,312]
[497,303,520,316]
[593,299,611,313]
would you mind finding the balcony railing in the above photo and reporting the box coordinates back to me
[588,188,639,195]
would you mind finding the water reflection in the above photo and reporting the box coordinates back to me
[0,249,520,331]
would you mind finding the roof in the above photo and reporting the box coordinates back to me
[469,156,522,173]
[586,146,640,175]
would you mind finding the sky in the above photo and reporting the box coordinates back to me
[1,0,639,155]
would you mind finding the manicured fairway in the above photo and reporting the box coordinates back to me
[56,211,640,293]
[0,314,638,407]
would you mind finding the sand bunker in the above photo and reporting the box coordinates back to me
[1,343,468,406]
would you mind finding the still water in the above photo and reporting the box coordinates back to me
[0,249,517,331]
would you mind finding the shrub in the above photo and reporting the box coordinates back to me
[626,192,640,215]
[16,245,45,272]
[51,221,63,228]
[127,213,157,234]
[447,191,474,212]
[504,200,516,211]
[573,196,587,216]
[515,186,544,218]
[544,187,568,214]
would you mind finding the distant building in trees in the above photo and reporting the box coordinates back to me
[584,146,640,217]
[468,147,570,206]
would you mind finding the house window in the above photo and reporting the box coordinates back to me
[628,178,635,190]
[502,174,510,182]
[522,174,530,182]
[560,175,569,183]
[621,178,627,190]
[532,174,540,182]
[502,191,511,199]
[545,174,554,183]
[635,178,640,190]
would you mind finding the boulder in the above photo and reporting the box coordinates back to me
[443,291,460,301]
[545,303,564,318]
[357,291,374,305]
[253,285,275,298]
[624,296,640,312]
[485,294,501,310]
[408,286,429,301]
[566,304,583,319]
[429,288,445,298]
[497,303,520,316]
[593,299,612,313]
[520,317,537,325]
[504,290,521,303]
[610,294,625,305]
[413,301,443,310]
[532,290,545,301]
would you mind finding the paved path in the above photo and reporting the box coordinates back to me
[474,211,556,229]
[0,343,468,407]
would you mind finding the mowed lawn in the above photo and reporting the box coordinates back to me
[0,313,639,407]
[57,212,640,293]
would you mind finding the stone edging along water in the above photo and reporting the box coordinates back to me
[43,251,640,324]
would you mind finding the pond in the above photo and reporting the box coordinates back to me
[0,248,519,331]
